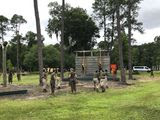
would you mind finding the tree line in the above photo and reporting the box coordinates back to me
[0,30,75,71]
[99,35,160,70]
[93,0,143,84]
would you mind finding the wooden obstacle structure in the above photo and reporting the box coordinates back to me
[0,90,28,96]
[75,50,110,77]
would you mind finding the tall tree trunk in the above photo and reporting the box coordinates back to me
[116,5,126,84]
[109,12,115,55]
[128,4,133,80]
[104,15,107,42]
[2,44,7,87]
[61,0,65,80]
[17,36,21,81]
[111,12,115,51]
[1,29,7,87]
[33,0,44,86]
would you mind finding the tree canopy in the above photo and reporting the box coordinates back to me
[47,2,99,52]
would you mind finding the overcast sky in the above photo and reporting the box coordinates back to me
[0,0,160,45]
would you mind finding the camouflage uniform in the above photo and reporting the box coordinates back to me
[42,71,47,92]
[50,72,56,94]
[69,70,77,93]
[99,71,108,92]
[56,71,61,89]
[98,63,102,72]
[150,69,154,77]
[8,71,13,84]
[93,71,99,91]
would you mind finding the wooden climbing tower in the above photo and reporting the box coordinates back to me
[75,50,110,77]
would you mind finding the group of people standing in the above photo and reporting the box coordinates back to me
[42,67,109,95]
[5,66,109,95]
[93,70,108,92]
[42,68,77,94]
[42,68,62,93]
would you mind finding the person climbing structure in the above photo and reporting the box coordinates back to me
[98,63,102,72]
[82,64,85,74]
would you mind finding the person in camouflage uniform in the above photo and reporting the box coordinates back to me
[42,68,48,92]
[55,68,61,89]
[8,70,13,84]
[69,68,77,93]
[93,71,99,91]
[99,70,108,92]
[150,69,154,77]
[50,69,56,95]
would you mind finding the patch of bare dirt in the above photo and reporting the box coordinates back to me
[0,80,133,100]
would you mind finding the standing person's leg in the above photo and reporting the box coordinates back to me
[52,84,55,94]
[93,78,96,91]
[50,82,53,93]
[8,77,10,84]
[73,82,76,93]
[96,81,100,92]
[93,81,96,91]
[72,83,74,93]
[70,81,74,93]
[50,81,55,94]
[93,78,98,91]
[11,77,13,84]
[100,79,104,92]
[105,76,108,89]
[43,78,47,92]
[57,77,61,89]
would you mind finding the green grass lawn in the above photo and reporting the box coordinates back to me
[1,73,160,120]
[0,74,39,85]
[0,72,70,85]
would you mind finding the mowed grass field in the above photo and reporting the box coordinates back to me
[1,72,160,120]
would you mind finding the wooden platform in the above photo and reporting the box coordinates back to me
[0,90,28,96]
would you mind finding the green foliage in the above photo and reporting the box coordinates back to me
[7,43,17,66]
[92,0,109,27]
[22,44,75,71]
[124,0,144,34]
[92,0,114,50]
[43,45,60,68]
[111,37,160,68]
[25,31,37,48]
[98,41,109,50]
[0,15,9,41]
[23,45,38,71]
[7,59,13,70]
[132,42,157,67]
[11,14,27,34]
[111,33,128,66]
[64,53,75,69]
